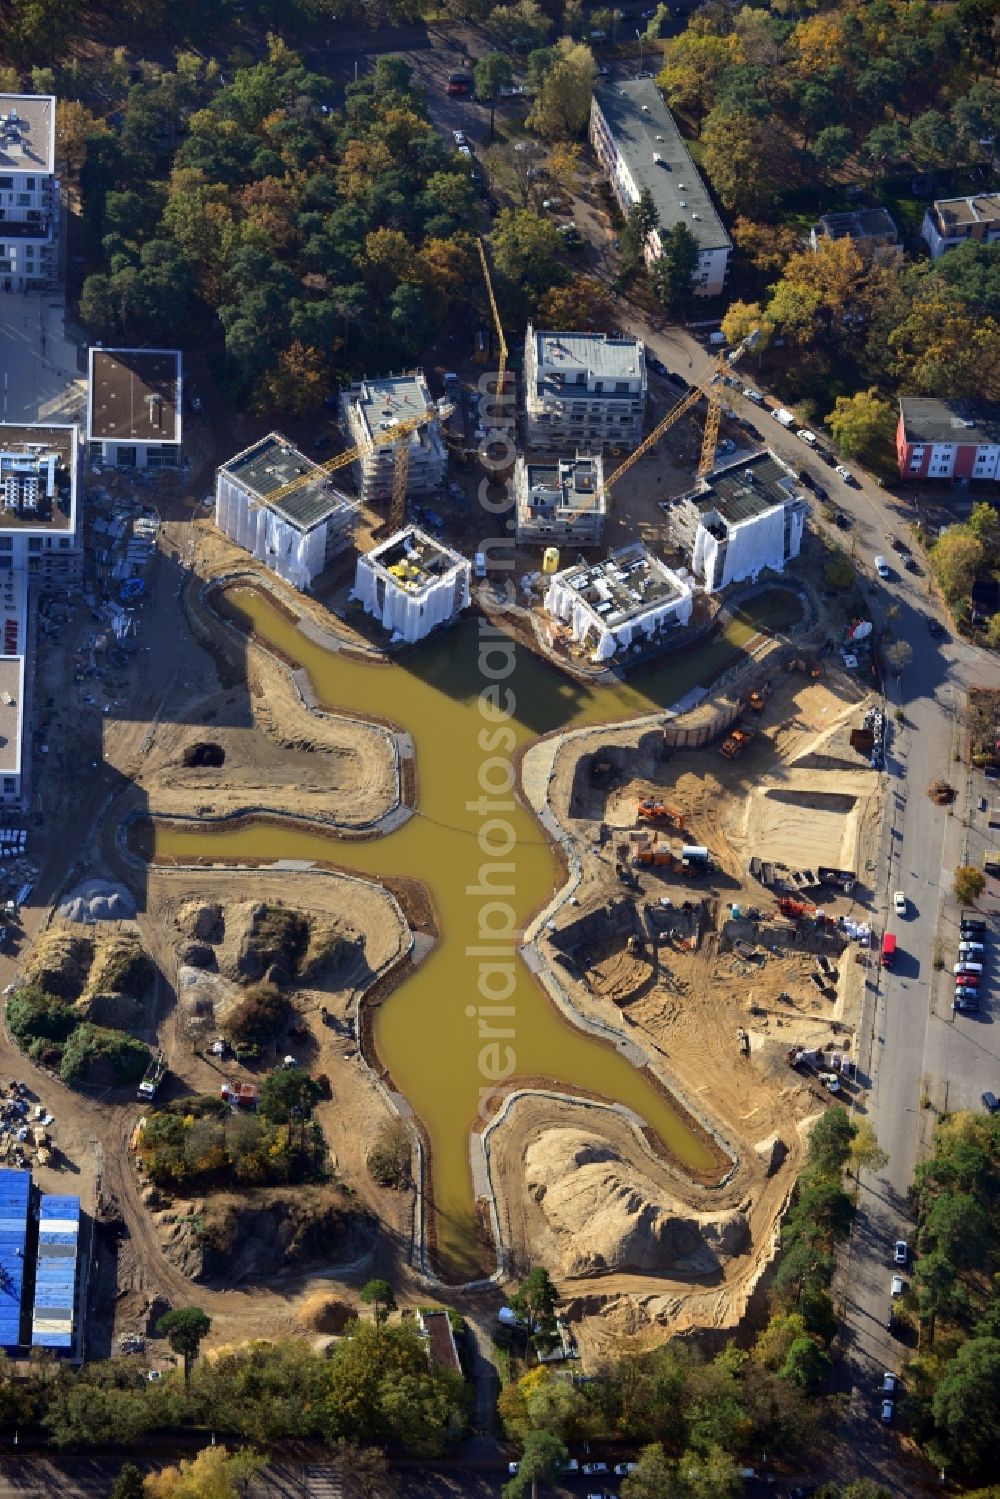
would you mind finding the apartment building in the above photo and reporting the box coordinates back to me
[353,526,471,644]
[523,326,646,451]
[0,422,82,590]
[216,433,356,590]
[664,452,806,594]
[87,348,182,469]
[544,542,693,664]
[921,194,1000,259]
[590,79,731,296]
[0,94,57,293]
[513,453,606,547]
[340,371,446,509]
[897,398,1000,481]
[810,207,900,260]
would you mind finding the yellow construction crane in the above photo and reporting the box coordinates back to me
[477,236,510,426]
[602,330,760,501]
[253,400,452,533]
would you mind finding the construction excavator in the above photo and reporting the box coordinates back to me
[637,798,685,828]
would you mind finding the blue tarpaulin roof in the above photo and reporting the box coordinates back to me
[0,1170,30,1349]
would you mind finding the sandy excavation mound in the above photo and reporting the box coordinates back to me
[59,879,137,924]
[525,1129,749,1279]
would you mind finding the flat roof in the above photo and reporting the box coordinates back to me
[594,80,730,253]
[556,542,688,630]
[221,434,353,532]
[365,525,467,594]
[534,328,644,381]
[0,423,77,535]
[0,95,55,175]
[87,348,181,444]
[522,455,605,515]
[817,207,897,240]
[900,398,1000,446]
[695,452,802,526]
[933,194,1000,229]
[421,1311,461,1376]
[0,657,24,776]
[344,372,435,443]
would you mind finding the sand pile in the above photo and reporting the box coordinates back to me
[525,1129,748,1278]
[59,879,136,924]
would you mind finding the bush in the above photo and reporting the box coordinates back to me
[954,866,986,905]
[225,983,289,1047]
[58,1024,149,1086]
[6,985,77,1044]
[368,1119,413,1189]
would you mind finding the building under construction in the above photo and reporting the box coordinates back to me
[215,433,356,591]
[514,452,606,547]
[352,525,471,644]
[340,372,446,509]
[544,541,693,663]
[664,451,807,594]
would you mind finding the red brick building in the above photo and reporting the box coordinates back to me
[897,398,1000,482]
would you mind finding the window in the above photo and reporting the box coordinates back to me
[58,538,71,550]
[28,538,41,553]
[15,194,28,207]
[2,779,15,793]
[615,381,629,393]
[25,178,34,191]
[0,178,10,190]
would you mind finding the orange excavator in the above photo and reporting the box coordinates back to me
[637,799,685,829]
[776,896,817,920]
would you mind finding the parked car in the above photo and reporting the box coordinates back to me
[563,1459,580,1473]
[874,555,891,579]
[818,1071,841,1092]
[891,1275,904,1297]
[927,617,944,637]
[962,918,988,934]
[835,464,857,485]
[954,996,980,1013]
[893,1240,908,1265]
[889,536,906,552]
[814,483,830,501]
[649,357,668,375]
[743,387,765,405]
[452,129,467,145]
[881,1398,894,1424]
[583,1462,609,1475]
[905,557,922,574]
[893,890,907,917]
[797,469,816,490]
[797,428,818,445]
[615,1462,640,1475]
[983,1090,999,1113]
[446,72,473,95]
[457,144,472,158]
[835,512,852,530]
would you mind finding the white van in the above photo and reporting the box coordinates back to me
[772,407,796,428]
[874,556,891,579]
[954,961,984,975]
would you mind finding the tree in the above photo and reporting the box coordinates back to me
[807,1106,857,1175]
[824,550,856,591]
[258,1067,321,1125]
[657,30,735,134]
[826,389,895,459]
[812,125,853,177]
[621,1442,673,1499]
[527,39,595,140]
[932,1336,1000,1476]
[702,106,797,215]
[652,222,700,311]
[920,1192,991,1269]
[475,53,513,141]
[490,209,564,302]
[954,865,987,904]
[911,110,959,170]
[509,1266,559,1347]
[848,1120,889,1179]
[254,341,329,417]
[504,1429,568,1499]
[933,527,985,605]
[860,121,909,181]
[333,1441,395,1499]
[731,218,800,275]
[766,279,823,345]
[486,0,552,49]
[157,1308,212,1387]
[537,275,614,328]
[360,1278,396,1326]
[985,612,1000,649]
[144,1445,263,1499]
[780,1336,832,1394]
[886,640,913,677]
[110,1465,145,1499]
[887,296,1000,401]
[953,82,1000,152]
[721,300,774,352]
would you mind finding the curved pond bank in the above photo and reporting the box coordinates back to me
[151,586,801,1281]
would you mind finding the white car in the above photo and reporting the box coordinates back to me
[835,464,855,483]
[893,891,907,917]
[452,129,466,145]
[743,388,765,405]
[457,145,472,158]
[881,1398,894,1423]
[615,1462,639,1474]
[883,1372,898,1393]
[563,1459,580,1473]
[583,1462,609,1475]
[508,1461,519,1475]
[891,1275,904,1297]
[818,1071,841,1093]
[894,1239,908,1265]
[874,555,891,579]
[797,428,818,445]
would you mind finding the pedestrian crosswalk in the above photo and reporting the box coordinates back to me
[304,1466,344,1498]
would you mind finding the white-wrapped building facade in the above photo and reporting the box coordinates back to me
[544,543,693,663]
[353,526,471,644]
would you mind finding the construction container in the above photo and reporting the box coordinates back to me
[0,1168,30,1349]
[31,1194,80,1351]
[542,546,560,574]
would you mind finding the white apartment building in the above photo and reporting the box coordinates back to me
[921,194,1000,260]
[340,371,446,509]
[87,348,182,469]
[523,326,646,451]
[544,543,693,664]
[352,526,471,644]
[514,452,606,547]
[0,95,57,294]
[664,452,806,594]
[216,433,356,591]
[590,79,731,297]
[0,422,81,591]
